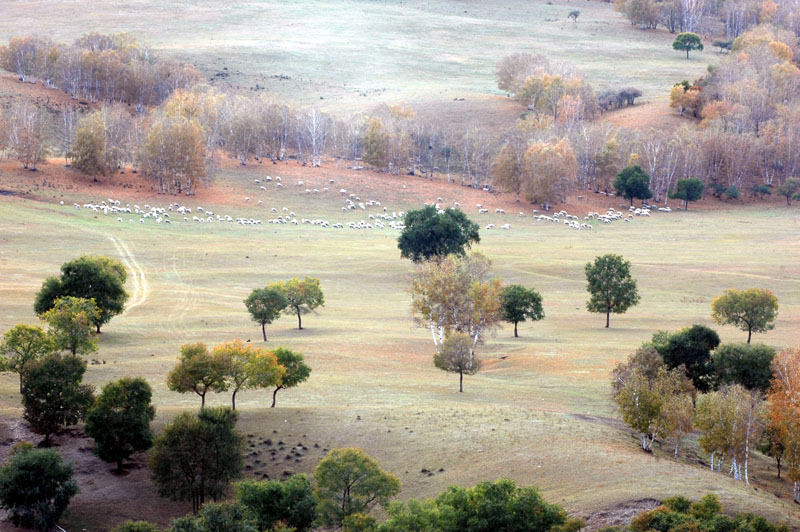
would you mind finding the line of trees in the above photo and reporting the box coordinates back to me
[0,33,200,106]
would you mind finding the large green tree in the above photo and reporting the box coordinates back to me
[273,277,325,330]
[713,343,775,393]
[237,474,316,532]
[585,254,640,328]
[85,377,156,472]
[673,32,703,58]
[669,178,704,210]
[270,347,311,407]
[34,255,128,333]
[244,287,287,341]
[711,288,779,343]
[314,448,401,528]
[397,205,481,262]
[150,407,244,513]
[167,342,228,409]
[655,325,720,393]
[500,285,544,338]
[21,353,94,445]
[169,501,257,532]
[613,165,653,206]
[0,324,55,392]
[0,446,78,532]
[39,296,99,355]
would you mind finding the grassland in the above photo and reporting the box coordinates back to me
[1,160,799,528]
[0,0,716,116]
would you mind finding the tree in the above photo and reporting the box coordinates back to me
[34,255,129,333]
[669,178,704,209]
[613,165,653,205]
[522,138,577,205]
[214,339,283,410]
[21,353,94,445]
[767,346,800,502]
[169,501,257,532]
[614,365,691,452]
[270,347,311,407]
[237,474,316,532]
[673,32,704,58]
[611,345,665,397]
[711,288,779,343]
[113,521,161,532]
[500,285,544,338]
[568,9,580,21]
[6,101,49,170]
[713,343,775,393]
[362,117,390,170]
[167,343,228,409]
[656,325,720,393]
[434,332,482,393]
[85,377,156,472]
[39,296,99,355]
[758,424,786,479]
[397,205,480,262]
[314,448,401,527]
[776,177,800,206]
[585,254,640,328]
[244,287,287,341]
[0,324,55,392]
[380,478,568,532]
[696,385,765,483]
[0,446,78,532]
[273,277,325,330]
[70,107,128,178]
[150,407,244,513]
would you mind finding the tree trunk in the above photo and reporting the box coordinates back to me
[200,392,205,409]
[19,373,23,394]
[232,390,237,411]
[96,323,101,334]
[777,457,781,479]
[686,49,690,59]
[606,310,610,328]
[262,323,267,342]
[272,387,281,407]
[747,328,752,344]
[297,308,303,330]
[514,321,519,338]
[459,369,463,393]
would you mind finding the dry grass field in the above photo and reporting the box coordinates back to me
[0,0,716,118]
[0,158,799,529]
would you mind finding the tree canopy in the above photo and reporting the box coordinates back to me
[0,446,78,532]
[21,353,94,445]
[39,296,99,355]
[214,339,283,410]
[613,165,653,206]
[655,325,721,393]
[85,377,156,472]
[673,33,704,58]
[0,324,55,392]
[314,448,401,527]
[500,285,544,338]
[669,178,704,209]
[271,277,325,330]
[236,474,316,532]
[776,177,800,206]
[434,332,482,393]
[270,347,311,407]
[713,343,775,393]
[167,342,228,409]
[244,287,287,341]
[397,205,480,262]
[34,255,128,333]
[585,254,640,328]
[150,407,244,513]
[711,288,779,343]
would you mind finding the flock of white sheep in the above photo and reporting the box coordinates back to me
[60,175,672,235]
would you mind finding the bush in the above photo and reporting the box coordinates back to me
[0,447,78,531]
[236,474,316,532]
[113,521,162,532]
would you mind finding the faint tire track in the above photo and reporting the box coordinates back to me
[108,235,149,312]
